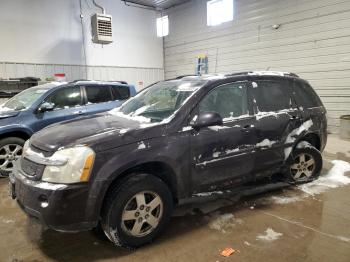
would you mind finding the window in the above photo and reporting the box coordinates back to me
[293,82,322,109]
[85,86,113,104]
[199,82,248,119]
[111,85,130,100]
[120,80,204,122]
[157,15,169,37]
[4,87,49,111]
[252,80,291,112]
[207,0,234,26]
[46,87,81,109]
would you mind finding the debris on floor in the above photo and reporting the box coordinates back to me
[220,247,237,257]
[256,228,283,241]
[205,212,243,233]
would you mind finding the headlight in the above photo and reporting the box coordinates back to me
[22,140,30,155]
[42,146,95,184]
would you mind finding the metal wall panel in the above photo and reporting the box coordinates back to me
[0,62,164,91]
[164,0,350,133]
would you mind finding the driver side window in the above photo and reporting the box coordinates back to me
[199,82,248,119]
[45,87,82,110]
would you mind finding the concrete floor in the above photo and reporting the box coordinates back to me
[0,134,349,262]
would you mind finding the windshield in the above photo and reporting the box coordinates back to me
[2,83,60,111]
[116,80,206,122]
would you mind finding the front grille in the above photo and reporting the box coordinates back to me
[21,157,45,179]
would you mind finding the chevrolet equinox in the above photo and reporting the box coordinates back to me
[9,71,327,248]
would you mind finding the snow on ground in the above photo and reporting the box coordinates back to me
[256,228,283,241]
[205,212,243,233]
[0,216,15,224]
[298,160,350,195]
[266,160,350,205]
[269,195,303,204]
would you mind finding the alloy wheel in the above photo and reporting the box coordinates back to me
[290,152,315,181]
[0,144,23,172]
[121,191,163,237]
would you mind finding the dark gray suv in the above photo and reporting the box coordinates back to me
[9,71,327,248]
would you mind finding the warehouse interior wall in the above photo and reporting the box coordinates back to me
[164,0,350,133]
[0,0,164,89]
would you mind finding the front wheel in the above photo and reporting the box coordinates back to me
[0,137,25,177]
[288,144,322,183]
[101,173,173,249]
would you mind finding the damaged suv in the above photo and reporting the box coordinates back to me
[10,71,327,248]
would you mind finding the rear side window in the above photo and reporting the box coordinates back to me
[111,85,130,100]
[252,80,292,112]
[85,86,113,104]
[45,87,82,109]
[293,81,322,108]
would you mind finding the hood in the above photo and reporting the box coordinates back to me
[0,108,20,119]
[30,112,165,152]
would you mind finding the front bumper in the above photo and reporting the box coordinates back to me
[9,162,97,232]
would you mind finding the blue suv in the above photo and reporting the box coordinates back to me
[0,80,136,176]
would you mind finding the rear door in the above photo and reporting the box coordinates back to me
[33,86,86,131]
[250,77,302,173]
[189,81,258,193]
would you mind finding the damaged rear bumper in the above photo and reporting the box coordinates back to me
[9,164,98,232]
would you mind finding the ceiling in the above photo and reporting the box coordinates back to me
[122,0,190,10]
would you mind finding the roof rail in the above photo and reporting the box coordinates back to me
[69,79,89,83]
[225,71,299,77]
[175,75,199,79]
[108,80,128,84]
[225,71,252,77]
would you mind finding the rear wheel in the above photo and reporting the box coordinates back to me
[101,173,173,249]
[288,144,322,183]
[0,137,25,177]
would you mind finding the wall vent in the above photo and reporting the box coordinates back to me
[91,13,113,44]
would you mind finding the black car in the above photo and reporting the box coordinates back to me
[9,71,327,248]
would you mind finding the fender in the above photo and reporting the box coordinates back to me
[0,124,34,138]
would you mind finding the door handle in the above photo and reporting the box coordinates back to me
[289,115,300,120]
[241,124,254,132]
[73,110,84,115]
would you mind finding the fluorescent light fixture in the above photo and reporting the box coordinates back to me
[207,0,234,26]
[157,15,169,37]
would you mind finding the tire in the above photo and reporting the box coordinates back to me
[287,143,322,183]
[0,137,25,177]
[101,173,173,249]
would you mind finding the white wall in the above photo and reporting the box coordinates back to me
[0,0,164,88]
[164,0,350,133]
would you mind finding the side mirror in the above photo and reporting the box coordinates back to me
[38,102,54,113]
[190,112,223,129]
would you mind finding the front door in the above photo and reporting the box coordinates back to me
[32,86,86,131]
[190,81,258,193]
